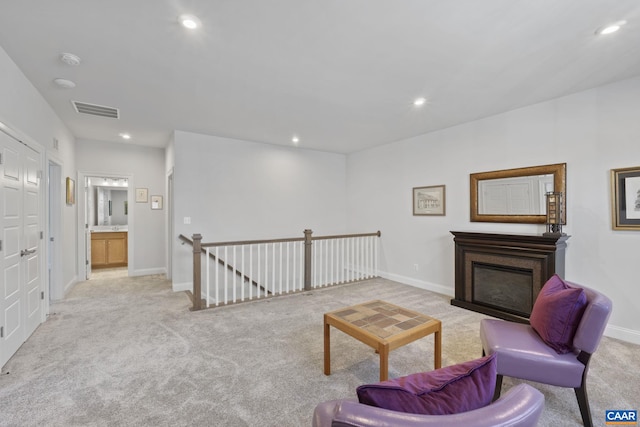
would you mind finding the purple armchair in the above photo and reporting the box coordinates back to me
[480,282,612,427]
[312,383,544,427]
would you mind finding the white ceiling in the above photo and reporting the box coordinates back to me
[1,1,639,154]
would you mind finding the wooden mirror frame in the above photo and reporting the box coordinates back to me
[470,163,566,223]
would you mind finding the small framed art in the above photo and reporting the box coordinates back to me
[151,195,163,210]
[135,188,148,203]
[611,166,640,230]
[413,185,446,216]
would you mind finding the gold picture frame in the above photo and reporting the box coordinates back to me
[413,185,446,216]
[66,177,75,205]
[611,166,640,230]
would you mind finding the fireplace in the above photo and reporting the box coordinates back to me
[450,231,569,323]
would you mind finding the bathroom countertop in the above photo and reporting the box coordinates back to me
[91,226,128,232]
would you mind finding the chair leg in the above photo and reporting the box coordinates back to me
[574,385,592,427]
[492,375,503,402]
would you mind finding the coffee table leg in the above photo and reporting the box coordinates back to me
[379,343,389,381]
[434,328,442,369]
[324,319,331,376]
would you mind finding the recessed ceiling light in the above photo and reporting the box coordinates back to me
[413,97,427,107]
[292,136,300,144]
[596,20,626,35]
[179,14,201,29]
[60,52,81,66]
[53,78,76,89]
[119,133,131,140]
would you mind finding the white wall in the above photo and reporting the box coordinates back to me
[172,130,348,289]
[0,45,77,299]
[347,76,640,344]
[76,139,166,276]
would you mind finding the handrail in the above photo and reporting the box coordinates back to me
[201,236,304,248]
[312,231,381,241]
[183,230,381,248]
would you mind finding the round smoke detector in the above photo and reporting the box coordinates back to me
[53,78,76,89]
[60,52,81,66]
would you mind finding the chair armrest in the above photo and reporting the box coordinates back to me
[312,383,544,427]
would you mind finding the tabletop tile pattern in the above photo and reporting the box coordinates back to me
[332,300,435,339]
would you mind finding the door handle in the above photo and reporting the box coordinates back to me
[20,248,36,257]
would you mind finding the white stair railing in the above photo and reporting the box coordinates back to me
[181,230,381,310]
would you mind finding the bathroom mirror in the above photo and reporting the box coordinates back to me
[470,163,566,223]
[87,176,129,226]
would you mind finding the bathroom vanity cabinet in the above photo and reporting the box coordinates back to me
[91,231,128,268]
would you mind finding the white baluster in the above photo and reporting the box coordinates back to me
[241,245,245,301]
[249,244,253,300]
[286,242,290,293]
[215,247,220,306]
[359,237,364,280]
[367,237,372,277]
[264,244,269,297]
[319,239,323,287]
[325,240,329,287]
[278,242,283,295]
[258,244,262,299]
[330,239,334,286]
[206,248,210,308]
[272,242,276,295]
[233,246,237,303]
[374,237,378,276]
[292,241,296,292]
[224,246,228,305]
[299,241,303,291]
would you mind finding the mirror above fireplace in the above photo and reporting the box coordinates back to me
[470,163,566,224]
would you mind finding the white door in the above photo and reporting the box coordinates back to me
[0,130,43,367]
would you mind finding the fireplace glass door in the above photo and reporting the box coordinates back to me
[472,263,533,317]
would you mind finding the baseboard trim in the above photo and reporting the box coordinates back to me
[173,281,192,292]
[131,268,166,277]
[378,271,453,297]
[605,324,640,345]
[63,276,79,298]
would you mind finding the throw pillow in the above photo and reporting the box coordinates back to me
[529,274,588,354]
[356,354,497,415]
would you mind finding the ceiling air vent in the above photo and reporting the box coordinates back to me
[72,101,119,119]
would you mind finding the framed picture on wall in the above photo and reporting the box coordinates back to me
[413,185,446,216]
[135,188,148,203]
[66,177,75,205]
[611,166,640,230]
[151,195,163,210]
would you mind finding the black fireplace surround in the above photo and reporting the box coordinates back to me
[450,231,569,323]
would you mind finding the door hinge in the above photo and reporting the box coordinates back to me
[37,170,43,179]
[86,259,89,265]
[0,326,3,338]
[41,291,44,300]
[0,240,2,251]
[0,153,3,165]
[40,231,44,239]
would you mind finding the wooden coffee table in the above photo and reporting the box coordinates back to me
[324,300,441,381]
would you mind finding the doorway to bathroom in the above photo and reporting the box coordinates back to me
[77,172,134,280]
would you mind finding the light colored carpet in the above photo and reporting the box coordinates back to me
[0,270,637,426]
